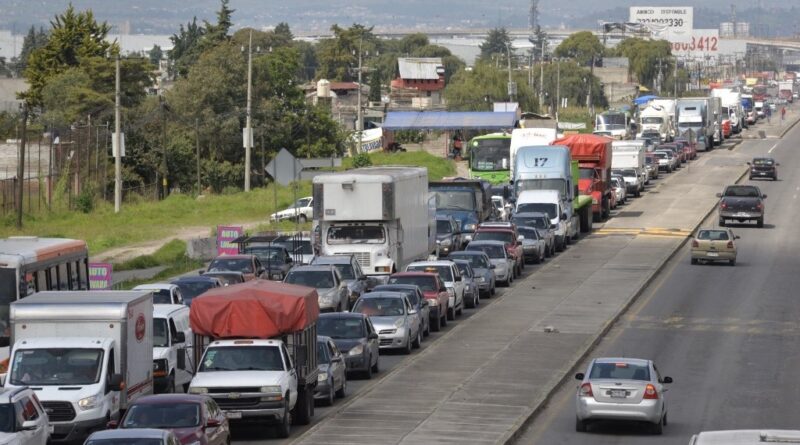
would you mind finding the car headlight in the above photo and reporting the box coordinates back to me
[348,344,364,356]
[188,387,208,394]
[153,359,168,377]
[464,224,477,232]
[319,292,334,304]
[260,386,281,393]
[394,318,404,329]
[317,373,328,382]
[78,395,99,411]
[440,239,452,247]
[271,273,283,280]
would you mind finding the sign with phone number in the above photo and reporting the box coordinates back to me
[629,6,693,36]
[670,30,720,57]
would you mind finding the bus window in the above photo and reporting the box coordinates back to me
[77,260,88,290]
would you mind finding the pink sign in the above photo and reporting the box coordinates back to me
[89,263,113,290]
[217,226,244,255]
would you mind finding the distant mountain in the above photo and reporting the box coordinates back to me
[0,0,794,36]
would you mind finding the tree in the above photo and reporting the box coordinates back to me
[148,45,163,67]
[16,26,48,76]
[273,22,293,44]
[479,28,512,62]
[21,4,116,106]
[169,18,205,79]
[315,24,377,81]
[444,62,538,111]
[203,0,234,47]
[554,31,604,66]
[615,38,673,92]
[400,33,429,55]
[368,68,381,103]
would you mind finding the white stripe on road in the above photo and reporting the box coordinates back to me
[768,142,779,153]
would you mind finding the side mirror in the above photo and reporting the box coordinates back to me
[421,300,429,307]
[575,372,585,380]
[715,192,723,198]
[21,420,38,431]
[490,264,496,269]
[561,213,567,220]
[174,331,186,344]
[762,194,767,199]
[735,235,741,239]
[198,270,205,275]
[550,224,557,229]
[106,419,119,429]
[517,235,524,241]
[287,257,293,263]
[746,162,751,165]
[662,376,673,384]
[108,373,124,392]
[205,418,221,429]
[408,309,417,315]
[368,333,379,340]
[358,275,367,281]
[455,275,462,282]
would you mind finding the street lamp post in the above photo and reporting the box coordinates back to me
[114,53,122,213]
[244,29,253,192]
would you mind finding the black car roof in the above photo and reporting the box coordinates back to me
[319,312,366,319]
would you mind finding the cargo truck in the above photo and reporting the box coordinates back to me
[650,99,678,140]
[312,167,432,276]
[612,140,647,194]
[6,291,154,442]
[677,99,715,151]
[595,110,631,140]
[428,178,492,245]
[511,145,593,246]
[552,134,613,222]
[637,104,672,142]
[508,127,558,182]
[712,89,744,133]
[188,280,319,438]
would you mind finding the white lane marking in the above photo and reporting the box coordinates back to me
[768,142,779,153]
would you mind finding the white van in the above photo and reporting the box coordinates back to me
[689,430,800,444]
[152,305,193,393]
[515,190,569,251]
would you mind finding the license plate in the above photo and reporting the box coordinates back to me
[226,412,242,419]
[48,425,54,434]
[759,172,767,175]
[736,212,749,217]
[707,252,719,257]
[610,389,627,398]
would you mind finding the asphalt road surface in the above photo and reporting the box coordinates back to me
[515,126,800,443]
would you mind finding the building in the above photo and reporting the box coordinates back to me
[390,57,446,110]
[306,81,372,131]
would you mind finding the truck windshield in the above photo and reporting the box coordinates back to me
[327,226,385,244]
[153,318,169,348]
[10,348,103,386]
[430,190,476,211]
[641,117,663,124]
[516,203,557,218]
[151,289,172,305]
[199,346,284,372]
[285,270,334,289]
[0,268,15,341]
[514,178,567,196]
[437,220,453,234]
[471,139,511,171]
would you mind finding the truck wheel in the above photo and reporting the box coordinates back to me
[293,388,313,425]
[581,208,593,233]
[275,400,291,438]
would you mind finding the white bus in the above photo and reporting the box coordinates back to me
[0,237,89,349]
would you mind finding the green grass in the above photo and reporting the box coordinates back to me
[342,151,457,180]
[115,257,206,290]
[113,239,189,271]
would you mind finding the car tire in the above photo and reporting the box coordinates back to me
[456,302,463,316]
[663,412,668,426]
[491,282,496,296]
[719,217,725,227]
[575,417,588,433]
[749,175,753,180]
[691,258,698,265]
[298,214,307,223]
[364,356,373,379]
[466,293,476,309]
[402,334,412,355]
[335,376,347,398]
[730,258,736,266]
[757,217,764,228]
[651,418,664,435]
[441,310,448,327]
[412,330,422,349]
[371,356,379,373]
[424,320,430,336]
[323,382,335,406]
[431,314,442,332]
[275,400,291,438]
[447,305,455,320]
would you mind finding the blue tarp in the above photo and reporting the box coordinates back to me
[634,95,659,106]
[382,111,517,130]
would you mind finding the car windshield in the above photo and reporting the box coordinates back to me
[753,158,774,166]
[205,273,240,286]
[589,362,650,381]
[473,231,514,244]
[199,346,284,372]
[317,317,365,339]
[317,343,330,364]
[724,186,760,197]
[387,276,436,292]
[10,348,103,385]
[208,258,252,274]
[151,289,172,305]
[518,227,539,240]
[448,254,489,269]
[0,404,15,433]
[430,190,476,211]
[290,198,310,209]
[153,318,168,348]
[466,244,506,259]
[285,270,334,289]
[437,220,453,234]
[173,280,215,302]
[512,216,548,229]
[374,287,420,305]
[86,439,165,445]
[353,297,406,316]
[122,403,200,429]
[454,262,472,278]
[406,265,453,282]
[698,230,730,241]
[470,138,511,171]
[327,226,385,244]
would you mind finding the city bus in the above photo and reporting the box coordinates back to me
[467,133,512,185]
[0,237,89,349]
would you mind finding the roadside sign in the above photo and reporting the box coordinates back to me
[217,226,244,256]
[89,263,113,290]
[629,6,693,40]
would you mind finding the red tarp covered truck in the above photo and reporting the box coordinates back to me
[552,134,613,222]
[188,280,319,438]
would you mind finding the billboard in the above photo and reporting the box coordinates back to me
[671,29,720,58]
[629,6,693,40]
[216,225,243,256]
[89,263,113,290]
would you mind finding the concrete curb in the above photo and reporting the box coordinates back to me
[499,159,752,445]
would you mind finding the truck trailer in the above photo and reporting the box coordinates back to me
[552,134,613,222]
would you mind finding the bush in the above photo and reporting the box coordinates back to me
[75,189,94,214]
[352,153,373,168]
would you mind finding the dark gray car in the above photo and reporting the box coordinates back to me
[310,255,370,305]
[452,259,480,309]
[242,244,294,280]
[317,313,380,379]
[717,185,767,227]
[314,335,347,406]
[511,212,556,257]
[447,251,496,297]
[436,215,463,256]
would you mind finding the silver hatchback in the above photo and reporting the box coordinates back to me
[575,357,673,435]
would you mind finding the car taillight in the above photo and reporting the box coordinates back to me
[692,240,699,248]
[720,201,728,210]
[579,383,593,398]
[727,240,734,248]
[756,202,763,210]
[643,384,659,400]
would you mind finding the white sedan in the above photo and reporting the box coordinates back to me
[270,196,313,222]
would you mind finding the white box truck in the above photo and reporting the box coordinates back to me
[313,167,431,275]
[637,104,672,142]
[650,99,677,140]
[612,140,647,194]
[6,291,153,442]
[509,127,558,182]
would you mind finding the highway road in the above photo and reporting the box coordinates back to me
[515,124,800,443]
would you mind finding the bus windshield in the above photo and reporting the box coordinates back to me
[470,138,511,171]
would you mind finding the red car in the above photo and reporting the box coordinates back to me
[472,227,524,276]
[109,394,230,445]
[387,272,449,331]
[674,138,697,160]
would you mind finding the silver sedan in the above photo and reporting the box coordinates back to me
[352,292,421,354]
[574,357,673,435]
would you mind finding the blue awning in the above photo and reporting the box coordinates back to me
[634,95,659,106]
[382,111,517,130]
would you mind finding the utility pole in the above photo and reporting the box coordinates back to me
[556,60,561,122]
[244,29,253,192]
[355,36,363,157]
[506,44,516,103]
[114,53,122,213]
[587,54,594,111]
[674,57,678,97]
[195,117,201,192]
[16,104,28,229]
[539,42,545,113]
